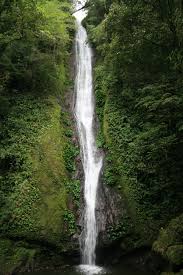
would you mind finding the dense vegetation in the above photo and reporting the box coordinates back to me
[1,0,183,273]
[0,0,78,273]
[85,0,183,272]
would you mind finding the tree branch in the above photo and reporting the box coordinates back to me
[72,5,87,15]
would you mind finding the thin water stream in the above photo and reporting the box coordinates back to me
[74,0,103,268]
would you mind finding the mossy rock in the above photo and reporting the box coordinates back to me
[153,214,183,266]
[166,245,183,266]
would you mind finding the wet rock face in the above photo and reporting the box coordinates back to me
[96,179,126,246]
[76,160,124,250]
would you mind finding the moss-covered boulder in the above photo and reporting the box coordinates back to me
[153,214,183,267]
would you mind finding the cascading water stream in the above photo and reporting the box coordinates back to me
[73,0,103,268]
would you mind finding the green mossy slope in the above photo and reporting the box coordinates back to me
[0,95,78,273]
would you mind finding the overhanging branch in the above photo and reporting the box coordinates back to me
[72,5,86,15]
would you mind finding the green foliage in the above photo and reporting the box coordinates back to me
[107,219,132,242]
[95,65,107,149]
[0,96,72,238]
[0,95,10,117]
[103,157,117,186]
[0,239,36,274]
[65,180,80,206]
[85,0,183,247]
[0,95,78,269]
[96,130,105,148]
[63,143,79,173]
[0,0,74,96]
[106,216,144,251]
[63,210,76,236]
[0,0,77,270]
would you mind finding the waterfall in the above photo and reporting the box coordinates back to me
[73,0,103,267]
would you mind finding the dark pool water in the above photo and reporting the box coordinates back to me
[22,264,152,275]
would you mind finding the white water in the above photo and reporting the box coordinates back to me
[74,0,103,267]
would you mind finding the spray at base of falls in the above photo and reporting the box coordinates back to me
[73,0,103,267]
